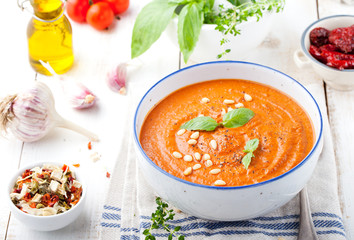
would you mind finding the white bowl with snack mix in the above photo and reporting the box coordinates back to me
[7,162,86,231]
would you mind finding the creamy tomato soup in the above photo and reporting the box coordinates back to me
[140,79,314,187]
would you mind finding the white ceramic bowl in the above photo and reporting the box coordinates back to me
[133,61,323,221]
[7,162,86,231]
[294,15,354,91]
[165,13,274,62]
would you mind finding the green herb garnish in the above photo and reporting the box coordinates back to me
[180,116,218,131]
[180,108,254,131]
[242,138,259,169]
[222,107,255,128]
[143,197,185,240]
[131,0,284,63]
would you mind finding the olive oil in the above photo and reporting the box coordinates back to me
[27,0,73,75]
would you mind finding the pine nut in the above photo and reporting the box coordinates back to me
[177,129,186,136]
[235,103,244,108]
[210,140,217,150]
[183,167,192,176]
[194,152,201,161]
[187,139,197,145]
[214,180,226,186]
[221,108,226,116]
[205,160,213,167]
[172,151,182,159]
[193,164,202,170]
[190,131,200,139]
[209,169,221,175]
[201,97,210,103]
[244,93,252,102]
[223,99,235,104]
[202,153,211,161]
[183,155,193,162]
[227,107,233,112]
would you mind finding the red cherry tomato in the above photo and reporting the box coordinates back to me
[66,0,90,23]
[103,0,129,15]
[86,2,114,30]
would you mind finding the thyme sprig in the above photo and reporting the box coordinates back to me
[214,0,285,58]
[143,197,185,240]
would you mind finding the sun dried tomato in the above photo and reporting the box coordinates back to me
[329,25,354,53]
[326,57,354,70]
[22,169,32,178]
[309,45,326,63]
[71,186,77,193]
[23,192,32,202]
[320,45,354,61]
[309,25,354,70]
[48,195,59,207]
[41,193,51,206]
[13,188,22,193]
[62,164,69,172]
[310,27,330,47]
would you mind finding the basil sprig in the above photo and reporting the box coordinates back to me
[180,108,254,131]
[242,138,259,169]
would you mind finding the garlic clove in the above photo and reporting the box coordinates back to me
[61,80,97,109]
[106,63,127,94]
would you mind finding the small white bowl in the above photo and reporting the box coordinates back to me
[165,13,274,62]
[294,15,354,91]
[7,162,86,231]
[133,61,323,221]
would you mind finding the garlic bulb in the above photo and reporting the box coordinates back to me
[106,63,127,95]
[0,81,98,142]
[39,60,97,109]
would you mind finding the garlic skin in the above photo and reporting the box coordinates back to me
[106,63,127,95]
[61,81,96,109]
[0,81,98,142]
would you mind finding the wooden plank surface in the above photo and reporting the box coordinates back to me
[1,0,353,239]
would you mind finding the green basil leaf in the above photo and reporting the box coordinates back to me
[244,138,259,153]
[222,108,255,128]
[242,152,253,170]
[180,116,218,131]
[177,2,204,63]
[131,0,179,59]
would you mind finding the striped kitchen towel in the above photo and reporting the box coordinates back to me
[99,83,346,240]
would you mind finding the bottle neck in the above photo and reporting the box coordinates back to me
[30,0,64,21]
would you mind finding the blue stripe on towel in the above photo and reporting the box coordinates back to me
[103,205,121,212]
[101,222,120,228]
[102,212,121,221]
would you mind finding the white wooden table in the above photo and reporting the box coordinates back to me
[0,0,353,239]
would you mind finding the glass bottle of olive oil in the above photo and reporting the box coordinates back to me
[27,0,74,75]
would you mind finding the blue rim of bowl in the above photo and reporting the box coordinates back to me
[301,14,354,72]
[7,162,86,218]
[133,61,323,190]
